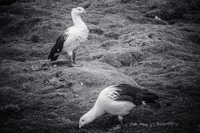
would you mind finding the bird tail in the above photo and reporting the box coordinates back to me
[137,89,160,109]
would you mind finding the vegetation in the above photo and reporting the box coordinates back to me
[0,0,200,133]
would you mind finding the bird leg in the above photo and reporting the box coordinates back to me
[118,116,124,129]
[70,51,82,67]
[72,51,76,64]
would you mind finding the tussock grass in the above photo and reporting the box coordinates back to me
[143,0,200,24]
[0,17,41,42]
[99,39,118,49]
[100,49,144,67]
[89,25,104,35]
[141,40,177,54]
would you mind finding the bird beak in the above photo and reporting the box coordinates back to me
[84,11,87,14]
[79,125,82,129]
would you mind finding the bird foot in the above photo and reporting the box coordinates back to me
[120,123,124,130]
[41,63,51,70]
[70,63,83,67]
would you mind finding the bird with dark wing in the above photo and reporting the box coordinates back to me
[48,7,89,67]
[79,84,160,128]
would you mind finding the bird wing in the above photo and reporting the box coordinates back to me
[137,89,159,102]
[48,32,68,61]
[114,84,141,104]
[113,84,160,108]
[136,89,160,108]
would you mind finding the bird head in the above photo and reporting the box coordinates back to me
[72,7,86,15]
[79,113,94,128]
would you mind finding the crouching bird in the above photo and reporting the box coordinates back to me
[48,7,89,67]
[79,84,160,128]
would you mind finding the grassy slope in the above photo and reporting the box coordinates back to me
[0,0,200,133]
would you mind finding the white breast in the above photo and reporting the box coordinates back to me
[78,26,89,43]
[63,25,88,52]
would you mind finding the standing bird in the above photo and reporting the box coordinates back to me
[79,84,160,128]
[48,7,89,67]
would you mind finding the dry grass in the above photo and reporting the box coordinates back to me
[0,0,200,133]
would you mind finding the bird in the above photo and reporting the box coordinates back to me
[79,84,160,128]
[48,7,89,67]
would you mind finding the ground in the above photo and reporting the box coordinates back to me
[0,0,200,133]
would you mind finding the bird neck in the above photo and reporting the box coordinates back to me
[71,13,85,26]
[85,104,105,122]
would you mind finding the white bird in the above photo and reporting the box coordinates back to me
[48,7,89,67]
[79,84,160,128]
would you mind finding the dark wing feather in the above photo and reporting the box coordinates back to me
[146,102,160,109]
[115,84,160,108]
[114,84,141,104]
[137,89,159,101]
[48,34,67,61]
[136,89,160,108]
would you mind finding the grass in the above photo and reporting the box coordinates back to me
[0,0,200,133]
